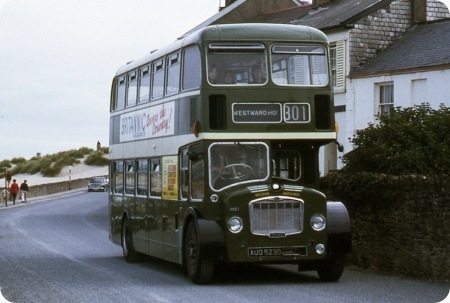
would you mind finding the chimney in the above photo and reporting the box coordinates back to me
[219,0,237,11]
[412,0,427,23]
[312,0,331,9]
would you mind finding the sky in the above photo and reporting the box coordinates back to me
[0,0,219,160]
[1,0,449,161]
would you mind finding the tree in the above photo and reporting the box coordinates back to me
[342,103,450,175]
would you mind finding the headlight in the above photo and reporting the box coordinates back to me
[311,215,326,231]
[315,243,326,254]
[227,217,243,233]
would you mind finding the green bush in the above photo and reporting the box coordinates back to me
[342,103,450,175]
[11,157,27,165]
[1,146,108,178]
[85,152,109,166]
[21,160,42,175]
[77,147,94,156]
[320,172,400,208]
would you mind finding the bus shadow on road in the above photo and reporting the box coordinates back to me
[136,254,321,285]
[213,263,320,285]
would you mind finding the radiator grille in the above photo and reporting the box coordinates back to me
[250,197,304,236]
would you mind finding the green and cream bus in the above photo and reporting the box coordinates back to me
[108,23,351,284]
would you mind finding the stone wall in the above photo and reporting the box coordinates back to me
[27,178,91,197]
[427,0,450,21]
[349,0,413,70]
[322,174,449,282]
[349,0,450,71]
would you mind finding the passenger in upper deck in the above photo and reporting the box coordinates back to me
[249,64,266,84]
[208,65,219,84]
[222,70,236,84]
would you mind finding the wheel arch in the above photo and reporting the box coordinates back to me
[326,201,352,255]
[120,210,132,244]
[181,207,225,269]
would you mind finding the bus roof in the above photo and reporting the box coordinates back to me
[115,23,328,76]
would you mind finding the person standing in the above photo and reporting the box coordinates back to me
[20,180,29,203]
[2,187,7,207]
[10,179,19,205]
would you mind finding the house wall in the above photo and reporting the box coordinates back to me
[320,30,351,173]
[349,69,450,132]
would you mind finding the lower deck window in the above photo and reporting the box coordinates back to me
[209,142,269,191]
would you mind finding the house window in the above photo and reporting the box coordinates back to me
[330,40,346,93]
[411,79,427,104]
[378,83,394,115]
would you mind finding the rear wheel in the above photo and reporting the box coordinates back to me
[184,221,214,284]
[317,255,346,282]
[121,218,138,263]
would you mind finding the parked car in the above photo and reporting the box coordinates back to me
[88,176,109,192]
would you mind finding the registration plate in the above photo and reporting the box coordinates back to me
[248,247,306,257]
[248,248,282,257]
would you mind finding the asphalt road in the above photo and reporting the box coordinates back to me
[0,191,448,303]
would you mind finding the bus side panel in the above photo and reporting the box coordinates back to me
[148,199,164,258]
[109,193,124,246]
[162,199,182,263]
[133,196,150,254]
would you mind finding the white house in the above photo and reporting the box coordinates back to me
[349,20,450,136]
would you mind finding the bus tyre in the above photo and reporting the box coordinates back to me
[121,218,138,263]
[317,255,346,282]
[184,221,214,284]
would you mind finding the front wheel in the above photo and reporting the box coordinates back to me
[121,218,138,263]
[317,255,346,282]
[184,221,214,284]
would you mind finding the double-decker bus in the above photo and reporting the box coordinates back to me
[108,23,351,284]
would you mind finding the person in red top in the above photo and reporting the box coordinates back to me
[10,179,19,205]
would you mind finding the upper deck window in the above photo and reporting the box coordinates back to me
[138,66,150,103]
[271,44,328,87]
[152,59,165,100]
[116,76,126,110]
[166,53,180,96]
[127,70,137,107]
[207,43,267,85]
[182,46,201,90]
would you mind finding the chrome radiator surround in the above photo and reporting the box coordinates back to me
[249,196,304,236]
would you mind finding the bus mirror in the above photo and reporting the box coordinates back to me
[336,141,344,153]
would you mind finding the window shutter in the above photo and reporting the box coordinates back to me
[334,40,346,93]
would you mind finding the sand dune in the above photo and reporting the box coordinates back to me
[2,164,108,187]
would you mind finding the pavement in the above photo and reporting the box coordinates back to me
[0,188,86,211]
